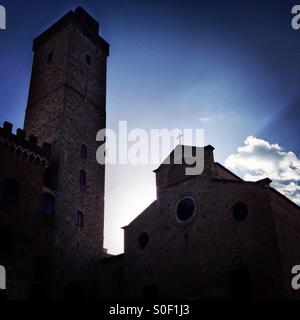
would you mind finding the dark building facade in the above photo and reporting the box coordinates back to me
[23,6,109,299]
[0,122,52,299]
[98,145,300,300]
[0,7,300,301]
[0,7,109,299]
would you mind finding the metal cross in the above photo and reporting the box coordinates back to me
[177,133,184,145]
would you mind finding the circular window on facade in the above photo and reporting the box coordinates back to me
[232,202,248,222]
[176,197,196,222]
[138,232,149,249]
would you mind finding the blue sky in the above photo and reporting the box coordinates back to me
[0,0,299,253]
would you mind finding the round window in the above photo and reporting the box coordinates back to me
[138,232,149,249]
[176,198,196,222]
[232,202,248,222]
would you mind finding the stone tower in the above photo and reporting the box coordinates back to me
[24,7,109,298]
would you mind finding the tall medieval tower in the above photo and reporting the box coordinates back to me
[24,7,109,298]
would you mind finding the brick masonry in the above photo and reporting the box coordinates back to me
[23,7,109,298]
[1,6,300,301]
[0,7,109,299]
[0,122,51,299]
[99,146,300,300]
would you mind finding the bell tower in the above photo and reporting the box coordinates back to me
[24,7,109,298]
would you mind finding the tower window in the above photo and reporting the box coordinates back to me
[80,144,87,159]
[41,193,55,216]
[47,51,53,63]
[2,178,20,204]
[232,202,248,222]
[76,212,84,227]
[85,54,91,65]
[79,170,86,186]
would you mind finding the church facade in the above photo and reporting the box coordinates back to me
[0,7,300,300]
[99,145,300,300]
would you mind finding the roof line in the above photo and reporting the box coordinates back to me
[153,144,214,172]
[214,162,243,181]
[270,187,300,210]
[123,200,157,228]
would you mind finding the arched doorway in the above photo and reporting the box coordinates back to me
[229,255,252,300]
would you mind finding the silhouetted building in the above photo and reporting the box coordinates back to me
[0,122,51,299]
[0,7,300,301]
[98,145,300,300]
[0,7,109,299]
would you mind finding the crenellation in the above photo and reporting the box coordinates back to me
[32,7,109,57]
[0,122,51,162]
[16,128,26,139]
[3,121,12,132]
[2,5,299,302]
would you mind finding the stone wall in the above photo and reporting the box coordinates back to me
[0,122,51,299]
[23,7,109,298]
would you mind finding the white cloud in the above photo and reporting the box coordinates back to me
[225,136,300,206]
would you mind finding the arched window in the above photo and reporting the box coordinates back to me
[79,170,86,186]
[76,212,84,227]
[2,178,20,204]
[80,144,87,159]
[41,193,55,215]
[0,227,14,259]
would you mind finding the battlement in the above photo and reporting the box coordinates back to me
[0,121,51,165]
[32,6,109,56]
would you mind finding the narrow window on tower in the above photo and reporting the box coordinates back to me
[85,54,91,65]
[79,170,86,186]
[76,212,84,227]
[81,144,87,159]
[47,51,53,63]
[84,85,88,102]
[41,193,55,216]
